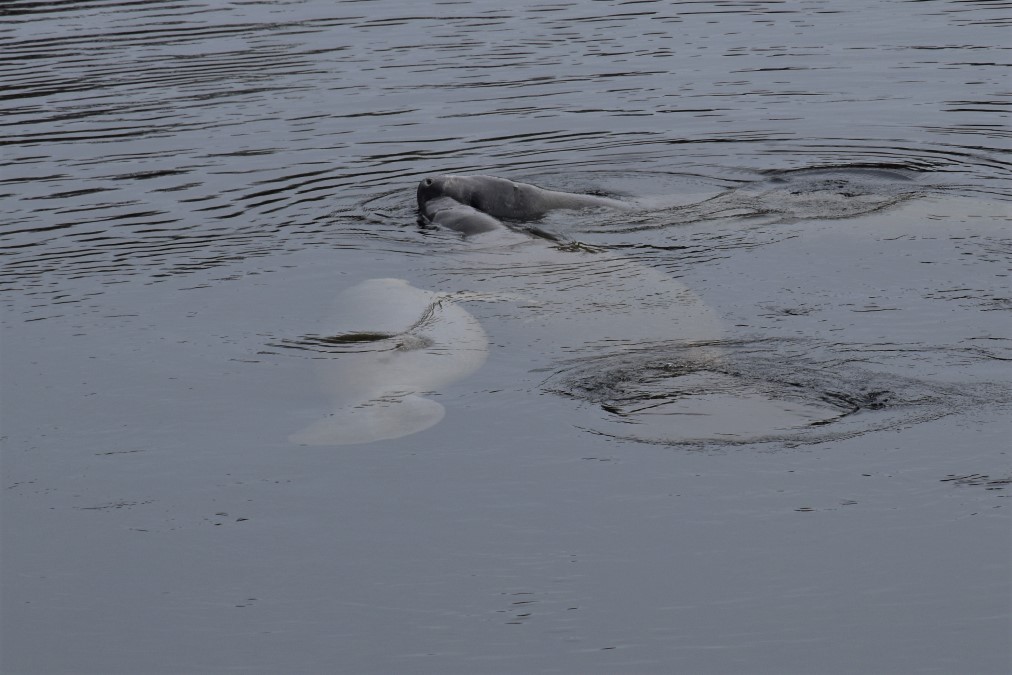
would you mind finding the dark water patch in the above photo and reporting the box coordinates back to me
[926,287,1012,313]
[265,331,436,356]
[544,337,1009,448]
[77,499,154,511]
[760,143,1012,200]
[762,164,922,182]
[733,165,926,219]
[941,474,1012,490]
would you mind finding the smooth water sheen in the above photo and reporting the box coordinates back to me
[2,2,1010,674]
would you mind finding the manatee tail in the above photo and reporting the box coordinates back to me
[289,394,446,447]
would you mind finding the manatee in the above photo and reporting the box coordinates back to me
[289,278,488,446]
[417,174,629,234]
[418,195,504,235]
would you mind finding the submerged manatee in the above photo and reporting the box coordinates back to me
[417,174,629,234]
[415,167,921,238]
[289,278,488,446]
[324,166,929,447]
[399,166,986,450]
[417,195,504,236]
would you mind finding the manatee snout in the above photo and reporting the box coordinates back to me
[417,175,477,210]
[417,176,442,210]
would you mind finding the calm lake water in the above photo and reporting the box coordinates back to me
[2,1,1010,673]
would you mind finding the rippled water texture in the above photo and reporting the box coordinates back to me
[2,2,1010,674]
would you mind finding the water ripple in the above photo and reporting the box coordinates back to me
[2,0,1009,305]
[544,337,1011,448]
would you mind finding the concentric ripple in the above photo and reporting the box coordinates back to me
[545,337,1009,448]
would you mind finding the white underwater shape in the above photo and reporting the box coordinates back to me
[289,278,488,446]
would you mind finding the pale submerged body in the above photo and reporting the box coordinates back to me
[289,278,488,446]
[293,176,733,447]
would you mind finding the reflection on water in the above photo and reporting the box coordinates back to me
[2,1,1010,674]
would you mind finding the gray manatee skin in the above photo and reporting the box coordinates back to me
[417,174,628,234]
[418,195,504,235]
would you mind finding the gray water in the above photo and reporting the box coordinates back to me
[2,1,1010,673]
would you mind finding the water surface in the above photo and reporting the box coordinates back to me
[2,1,1009,673]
